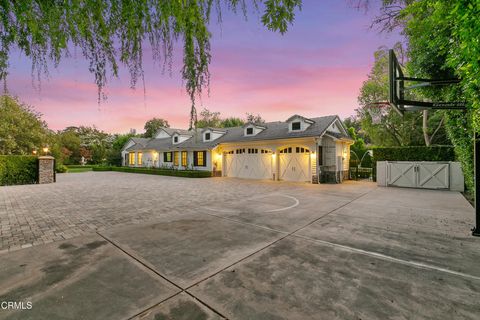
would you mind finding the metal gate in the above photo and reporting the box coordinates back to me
[387,162,449,189]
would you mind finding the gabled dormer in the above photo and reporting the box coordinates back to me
[202,128,225,142]
[243,123,266,137]
[172,131,192,145]
[286,115,315,132]
[327,117,349,136]
[153,128,171,139]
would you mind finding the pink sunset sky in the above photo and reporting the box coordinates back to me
[7,1,401,134]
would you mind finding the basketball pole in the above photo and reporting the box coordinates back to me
[473,130,480,236]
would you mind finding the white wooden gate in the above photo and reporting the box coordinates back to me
[387,162,449,189]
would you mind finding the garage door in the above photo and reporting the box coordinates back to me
[224,148,273,180]
[279,147,310,182]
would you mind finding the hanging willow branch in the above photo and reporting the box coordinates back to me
[0,0,302,128]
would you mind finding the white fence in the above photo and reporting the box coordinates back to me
[377,161,464,192]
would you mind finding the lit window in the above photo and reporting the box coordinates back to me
[195,151,205,166]
[174,151,179,166]
[182,151,188,166]
[129,152,135,165]
[138,152,143,165]
[291,122,301,130]
[164,152,172,162]
[205,132,211,141]
[246,127,253,135]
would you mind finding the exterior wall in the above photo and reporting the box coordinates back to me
[154,130,170,139]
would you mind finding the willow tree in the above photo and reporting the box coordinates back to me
[0,0,302,129]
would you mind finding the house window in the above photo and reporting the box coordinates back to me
[248,148,258,154]
[129,152,135,165]
[164,152,172,162]
[194,151,206,166]
[246,127,253,135]
[174,151,179,166]
[236,148,245,154]
[295,147,310,153]
[205,132,211,141]
[173,136,179,143]
[181,151,188,166]
[279,147,292,154]
[291,122,301,131]
[138,152,143,165]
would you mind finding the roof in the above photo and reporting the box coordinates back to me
[286,114,315,124]
[324,130,352,140]
[163,128,192,136]
[124,115,350,152]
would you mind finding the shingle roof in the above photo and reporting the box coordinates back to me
[124,115,350,152]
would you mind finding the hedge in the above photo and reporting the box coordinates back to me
[0,155,38,186]
[372,145,455,162]
[93,166,212,178]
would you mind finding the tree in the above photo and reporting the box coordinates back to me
[0,1,302,129]
[246,113,266,125]
[221,117,245,128]
[196,108,222,128]
[0,95,49,154]
[144,118,170,138]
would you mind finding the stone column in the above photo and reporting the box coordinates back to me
[38,156,55,184]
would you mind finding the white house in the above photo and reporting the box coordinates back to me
[121,115,353,183]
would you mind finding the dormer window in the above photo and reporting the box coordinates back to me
[291,122,301,131]
[173,136,178,143]
[246,127,253,135]
[205,132,211,141]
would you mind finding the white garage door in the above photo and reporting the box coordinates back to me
[225,148,273,180]
[279,147,310,182]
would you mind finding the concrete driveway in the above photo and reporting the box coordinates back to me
[0,172,479,319]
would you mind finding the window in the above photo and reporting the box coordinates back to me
[129,152,135,165]
[248,148,258,154]
[296,147,310,153]
[194,151,206,166]
[260,149,271,154]
[225,150,234,154]
[173,136,179,143]
[246,127,253,135]
[205,132,211,141]
[279,147,292,154]
[181,151,188,166]
[138,152,143,165]
[236,148,245,154]
[174,151,179,166]
[291,122,301,131]
[163,152,172,162]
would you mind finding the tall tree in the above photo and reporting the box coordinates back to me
[246,113,266,125]
[0,1,302,128]
[0,95,49,154]
[144,118,170,138]
[221,117,245,128]
[196,108,222,128]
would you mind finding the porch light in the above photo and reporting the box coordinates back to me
[32,150,37,155]
[42,147,49,154]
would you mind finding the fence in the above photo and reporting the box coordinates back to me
[349,167,373,181]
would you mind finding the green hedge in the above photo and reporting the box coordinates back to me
[92,166,112,171]
[372,145,455,162]
[0,155,38,186]
[107,166,212,178]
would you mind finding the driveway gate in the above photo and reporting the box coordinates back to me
[386,161,450,189]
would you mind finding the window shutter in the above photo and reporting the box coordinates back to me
[163,152,167,162]
[193,151,198,166]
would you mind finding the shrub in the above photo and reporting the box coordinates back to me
[110,166,212,178]
[56,164,68,173]
[92,166,112,171]
[372,145,455,162]
[0,155,38,185]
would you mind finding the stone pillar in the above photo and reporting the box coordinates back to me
[38,156,55,184]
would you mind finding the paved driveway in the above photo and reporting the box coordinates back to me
[0,172,479,319]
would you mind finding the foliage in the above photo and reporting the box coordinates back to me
[246,113,266,124]
[221,117,245,128]
[0,95,50,155]
[111,166,212,178]
[196,108,222,128]
[348,127,372,168]
[0,155,38,185]
[0,1,302,127]
[356,45,449,147]
[372,146,455,162]
[144,118,170,138]
[55,164,68,173]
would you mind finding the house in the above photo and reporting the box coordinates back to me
[121,115,353,183]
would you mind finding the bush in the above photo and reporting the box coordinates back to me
[110,166,212,178]
[56,164,68,173]
[0,155,38,185]
[92,166,112,171]
[372,145,455,162]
